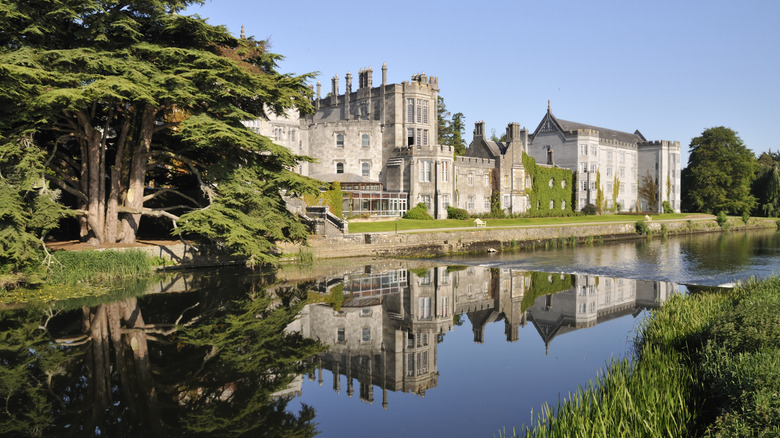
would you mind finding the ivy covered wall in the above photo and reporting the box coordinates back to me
[522,152,574,215]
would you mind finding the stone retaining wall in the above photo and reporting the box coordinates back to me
[279,218,777,261]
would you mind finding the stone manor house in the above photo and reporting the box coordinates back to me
[243,64,681,218]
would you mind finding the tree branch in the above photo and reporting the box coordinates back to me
[151,150,216,203]
[142,188,202,207]
[45,174,87,203]
[118,205,181,223]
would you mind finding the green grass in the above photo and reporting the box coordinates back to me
[500,276,780,438]
[348,213,709,234]
[47,249,156,284]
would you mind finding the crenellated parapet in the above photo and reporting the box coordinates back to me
[403,72,439,92]
[456,156,495,168]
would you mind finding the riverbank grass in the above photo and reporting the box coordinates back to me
[1,249,161,305]
[502,276,780,437]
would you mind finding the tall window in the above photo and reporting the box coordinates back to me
[442,194,450,210]
[361,134,370,148]
[407,128,414,147]
[336,162,344,174]
[419,160,431,182]
[418,297,431,320]
[484,197,490,210]
[441,296,450,317]
[441,161,449,182]
[336,133,344,148]
[362,328,370,343]
[407,98,414,122]
[417,128,422,147]
[423,100,429,124]
[467,172,474,185]
[580,144,588,155]
[421,195,431,210]
[361,161,370,177]
[423,129,429,146]
[416,99,422,123]
[504,175,510,188]
[467,196,474,210]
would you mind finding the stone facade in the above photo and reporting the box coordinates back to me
[288,264,675,406]
[527,103,681,212]
[464,121,531,215]
[243,67,680,218]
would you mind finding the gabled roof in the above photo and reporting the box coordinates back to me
[483,140,508,157]
[531,103,646,144]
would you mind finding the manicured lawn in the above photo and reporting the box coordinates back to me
[348,213,709,234]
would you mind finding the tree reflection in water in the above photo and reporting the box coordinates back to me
[0,275,325,437]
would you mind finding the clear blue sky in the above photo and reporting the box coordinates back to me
[186,0,779,165]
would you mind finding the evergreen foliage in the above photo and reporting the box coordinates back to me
[0,136,68,275]
[446,206,470,220]
[324,182,344,218]
[0,0,319,268]
[522,152,573,215]
[753,151,780,217]
[717,211,728,228]
[403,203,433,220]
[639,171,660,212]
[437,96,466,156]
[612,175,620,212]
[595,170,604,213]
[684,127,757,214]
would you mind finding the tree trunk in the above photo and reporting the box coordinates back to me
[77,110,106,244]
[121,105,155,243]
[106,117,131,243]
[84,305,111,428]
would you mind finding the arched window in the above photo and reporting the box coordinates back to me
[336,162,344,174]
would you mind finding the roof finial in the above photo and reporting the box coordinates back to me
[240,25,245,39]
[548,100,551,113]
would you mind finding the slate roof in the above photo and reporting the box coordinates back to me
[555,118,646,144]
[483,140,508,157]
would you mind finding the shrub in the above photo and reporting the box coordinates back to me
[741,211,750,226]
[581,203,597,215]
[403,203,433,220]
[447,206,470,220]
[662,201,673,214]
[636,220,650,236]
[716,211,728,228]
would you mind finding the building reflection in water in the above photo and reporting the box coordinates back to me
[286,265,677,408]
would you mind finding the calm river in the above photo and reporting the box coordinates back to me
[1,229,778,437]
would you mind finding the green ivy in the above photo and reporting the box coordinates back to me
[612,175,620,212]
[521,272,573,312]
[522,152,574,215]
